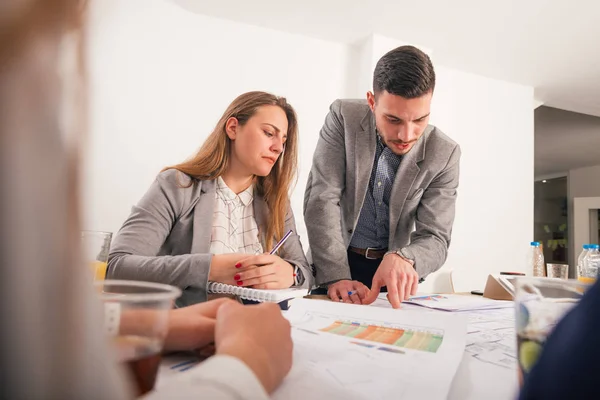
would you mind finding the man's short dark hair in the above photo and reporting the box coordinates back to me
[373,45,435,99]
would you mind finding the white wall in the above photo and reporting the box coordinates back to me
[86,0,534,292]
[85,0,352,245]
[420,67,534,291]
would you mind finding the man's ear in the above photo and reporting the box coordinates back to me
[366,91,376,112]
[225,117,238,140]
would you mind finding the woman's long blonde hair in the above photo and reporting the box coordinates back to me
[166,91,299,250]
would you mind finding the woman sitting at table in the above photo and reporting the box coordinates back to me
[107,91,312,306]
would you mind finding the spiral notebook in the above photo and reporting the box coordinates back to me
[207,281,308,304]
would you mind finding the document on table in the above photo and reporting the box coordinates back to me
[370,294,519,399]
[402,293,513,311]
[275,299,467,400]
[371,294,518,371]
[463,307,518,370]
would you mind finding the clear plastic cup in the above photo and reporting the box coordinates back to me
[546,263,569,279]
[81,230,112,280]
[514,277,589,386]
[94,280,181,396]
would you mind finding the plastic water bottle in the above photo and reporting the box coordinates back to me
[580,244,600,284]
[577,244,590,280]
[529,241,546,277]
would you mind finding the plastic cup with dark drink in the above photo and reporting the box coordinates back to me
[94,280,181,396]
[514,277,589,386]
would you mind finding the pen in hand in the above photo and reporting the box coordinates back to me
[252,229,293,256]
[268,229,293,255]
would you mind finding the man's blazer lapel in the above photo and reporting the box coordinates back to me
[388,125,432,243]
[354,110,377,220]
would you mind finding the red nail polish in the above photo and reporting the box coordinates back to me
[235,263,241,268]
[293,273,297,277]
[237,280,243,286]
[234,274,241,281]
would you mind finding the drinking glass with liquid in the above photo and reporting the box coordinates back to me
[81,230,112,280]
[94,280,181,396]
[514,277,590,386]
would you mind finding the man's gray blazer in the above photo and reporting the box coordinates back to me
[304,99,460,286]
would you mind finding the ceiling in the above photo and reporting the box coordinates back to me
[535,106,600,178]
[170,0,600,117]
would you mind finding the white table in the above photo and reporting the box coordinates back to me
[158,299,520,399]
[449,353,519,399]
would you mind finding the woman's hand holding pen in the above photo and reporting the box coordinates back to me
[231,229,295,289]
[207,253,295,288]
[211,230,296,288]
[208,253,252,285]
[233,254,295,289]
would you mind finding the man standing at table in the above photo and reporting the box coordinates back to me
[304,45,461,308]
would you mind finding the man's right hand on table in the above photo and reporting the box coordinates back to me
[327,280,370,304]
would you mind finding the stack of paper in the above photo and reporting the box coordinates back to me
[277,298,467,400]
[403,293,513,312]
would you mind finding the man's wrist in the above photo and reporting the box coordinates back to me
[385,250,415,266]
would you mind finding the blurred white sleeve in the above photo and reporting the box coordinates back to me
[144,355,269,400]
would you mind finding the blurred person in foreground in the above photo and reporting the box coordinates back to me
[0,1,292,398]
[518,279,600,400]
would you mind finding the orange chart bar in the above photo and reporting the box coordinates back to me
[319,321,443,353]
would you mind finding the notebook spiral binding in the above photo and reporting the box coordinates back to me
[207,282,277,302]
